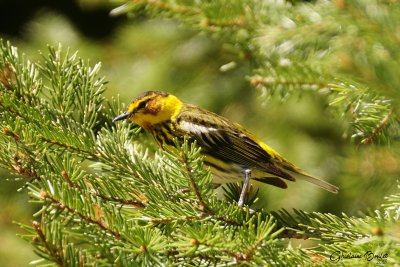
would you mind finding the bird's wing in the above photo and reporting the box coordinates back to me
[176,105,339,193]
[175,105,295,181]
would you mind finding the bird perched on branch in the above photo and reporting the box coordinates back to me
[113,91,338,206]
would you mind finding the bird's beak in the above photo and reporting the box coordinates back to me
[112,112,132,122]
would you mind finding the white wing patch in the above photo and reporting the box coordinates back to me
[180,120,218,134]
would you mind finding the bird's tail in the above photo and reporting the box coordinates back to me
[288,170,339,193]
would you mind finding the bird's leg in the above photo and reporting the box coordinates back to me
[238,169,251,207]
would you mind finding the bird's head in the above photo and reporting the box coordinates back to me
[113,91,183,128]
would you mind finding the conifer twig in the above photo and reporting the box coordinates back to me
[249,75,328,91]
[42,193,122,240]
[361,109,393,145]
[179,151,208,211]
[32,221,65,267]
[133,0,199,15]
[149,212,242,226]
[96,194,146,208]
[40,137,95,158]
[61,170,147,208]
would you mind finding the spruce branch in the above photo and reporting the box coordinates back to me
[175,142,208,211]
[32,221,65,267]
[112,0,251,30]
[360,109,394,145]
[0,127,40,181]
[1,27,400,265]
[40,191,122,241]
[0,40,42,104]
[249,63,330,101]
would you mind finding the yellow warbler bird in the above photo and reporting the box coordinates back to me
[113,91,338,206]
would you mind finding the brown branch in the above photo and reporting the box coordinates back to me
[43,194,121,240]
[249,75,328,91]
[150,214,207,224]
[276,229,311,239]
[0,64,15,90]
[97,194,146,209]
[61,170,146,208]
[32,221,65,267]
[2,128,40,180]
[188,239,240,261]
[40,137,95,158]
[361,109,394,145]
[149,208,242,226]
[179,151,208,211]
[199,17,248,32]
[242,236,266,261]
[61,170,74,188]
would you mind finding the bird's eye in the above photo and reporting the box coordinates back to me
[137,101,147,110]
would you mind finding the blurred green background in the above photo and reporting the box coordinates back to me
[0,0,398,266]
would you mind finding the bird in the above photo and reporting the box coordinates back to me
[113,91,338,206]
